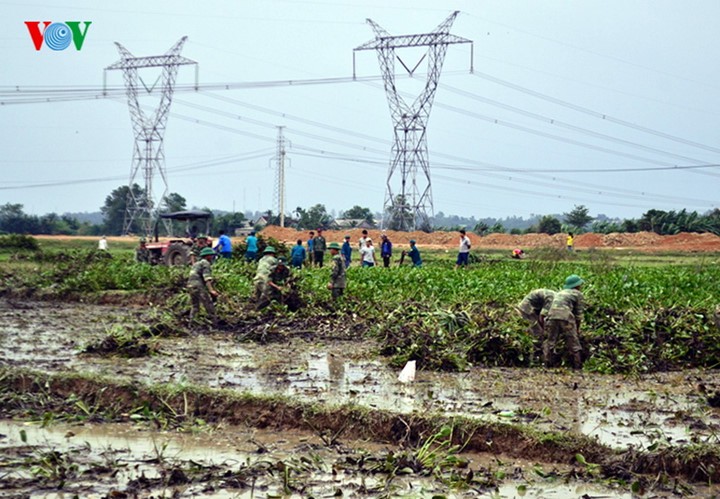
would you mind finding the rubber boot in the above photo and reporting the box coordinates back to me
[572,352,583,370]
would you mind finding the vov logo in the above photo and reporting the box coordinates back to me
[24,21,92,51]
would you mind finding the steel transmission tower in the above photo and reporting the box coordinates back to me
[105,37,197,236]
[354,12,472,231]
[272,126,289,227]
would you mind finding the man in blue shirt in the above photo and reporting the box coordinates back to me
[290,239,306,269]
[341,235,352,269]
[245,231,258,262]
[214,230,233,259]
[406,239,422,267]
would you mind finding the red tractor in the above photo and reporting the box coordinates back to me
[146,210,213,266]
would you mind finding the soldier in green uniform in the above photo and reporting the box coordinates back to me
[135,238,150,263]
[313,229,327,267]
[516,288,555,338]
[254,246,279,309]
[327,242,346,298]
[268,257,290,303]
[543,275,585,369]
[187,247,220,327]
[190,235,210,265]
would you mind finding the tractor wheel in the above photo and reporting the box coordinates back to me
[165,243,190,266]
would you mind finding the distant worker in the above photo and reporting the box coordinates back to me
[254,246,279,309]
[187,247,220,327]
[380,234,393,268]
[403,239,422,267]
[98,235,108,251]
[214,230,233,259]
[313,228,327,267]
[307,231,315,266]
[511,248,525,259]
[341,235,352,269]
[190,235,210,265]
[187,224,199,240]
[135,238,150,263]
[516,288,555,339]
[360,238,376,267]
[543,275,585,369]
[245,231,258,262]
[566,232,574,251]
[456,229,471,269]
[290,239,306,269]
[358,229,369,264]
[327,242,347,298]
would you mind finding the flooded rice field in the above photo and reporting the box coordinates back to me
[1,298,719,497]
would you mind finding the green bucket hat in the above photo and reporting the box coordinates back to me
[263,246,276,254]
[563,274,584,289]
[196,234,208,240]
[199,247,216,258]
[328,242,341,250]
[409,239,416,244]
[139,237,147,243]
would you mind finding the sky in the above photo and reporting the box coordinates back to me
[2,0,720,221]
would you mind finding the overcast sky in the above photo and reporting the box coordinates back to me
[2,0,719,221]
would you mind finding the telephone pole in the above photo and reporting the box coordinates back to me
[273,126,288,227]
[105,36,197,236]
[354,12,472,231]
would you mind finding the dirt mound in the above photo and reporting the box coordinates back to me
[259,226,720,252]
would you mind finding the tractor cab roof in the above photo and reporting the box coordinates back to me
[159,210,213,221]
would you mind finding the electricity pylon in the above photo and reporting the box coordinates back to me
[273,126,289,227]
[105,36,197,236]
[354,12,472,231]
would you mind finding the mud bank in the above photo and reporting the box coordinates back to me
[3,368,720,489]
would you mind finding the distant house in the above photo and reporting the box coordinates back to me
[254,216,269,228]
[332,218,376,229]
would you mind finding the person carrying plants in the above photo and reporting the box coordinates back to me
[267,257,291,304]
[543,274,585,369]
[313,228,327,267]
[135,237,150,263]
[187,247,220,327]
[516,288,555,340]
[341,235,352,269]
[327,242,346,298]
[456,229,471,269]
[254,246,279,309]
[401,239,422,267]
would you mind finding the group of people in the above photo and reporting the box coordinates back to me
[517,274,585,369]
[287,229,422,269]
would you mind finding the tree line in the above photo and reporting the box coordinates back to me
[2,185,720,237]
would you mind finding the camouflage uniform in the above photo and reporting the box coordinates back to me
[254,254,278,307]
[187,259,217,326]
[190,240,208,264]
[330,253,346,298]
[543,288,584,368]
[517,289,555,338]
[135,246,150,263]
[268,262,290,302]
[313,234,327,267]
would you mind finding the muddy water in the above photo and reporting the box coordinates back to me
[1,299,719,451]
[0,419,634,498]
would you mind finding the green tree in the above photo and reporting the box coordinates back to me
[215,211,247,233]
[563,205,593,231]
[537,215,562,235]
[0,203,39,234]
[342,205,375,225]
[160,192,187,213]
[101,184,145,235]
[295,204,332,229]
[473,221,489,235]
[386,195,414,231]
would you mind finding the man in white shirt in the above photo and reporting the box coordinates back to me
[98,236,108,251]
[455,229,471,269]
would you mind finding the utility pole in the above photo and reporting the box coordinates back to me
[354,12,472,231]
[105,36,197,236]
[273,126,288,227]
